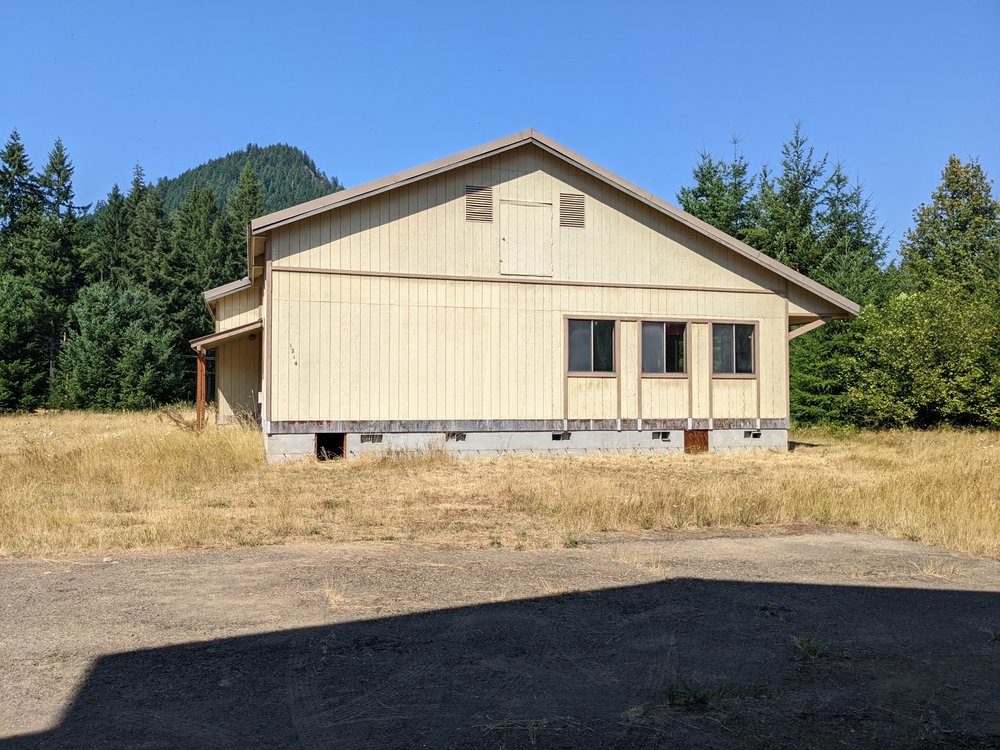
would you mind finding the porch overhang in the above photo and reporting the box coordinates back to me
[189,320,262,353]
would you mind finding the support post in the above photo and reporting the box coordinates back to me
[196,349,206,433]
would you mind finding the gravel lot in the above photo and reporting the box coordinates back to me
[2,529,998,748]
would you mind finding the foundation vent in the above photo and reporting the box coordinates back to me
[652,431,672,442]
[445,432,467,442]
[559,193,585,228]
[360,434,383,444]
[465,185,493,222]
[551,431,572,441]
[744,430,762,439]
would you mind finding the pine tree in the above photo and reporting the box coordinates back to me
[167,185,223,346]
[52,283,184,409]
[130,186,172,294]
[899,155,1000,294]
[0,129,42,235]
[745,124,827,273]
[0,273,49,411]
[0,129,44,272]
[84,185,132,284]
[676,138,758,242]
[39,138,83,219]
[221,163,263,280]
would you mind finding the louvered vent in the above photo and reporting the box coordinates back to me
[559,193,585,228]
[465,185,493,222]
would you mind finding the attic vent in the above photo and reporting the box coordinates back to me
[559,193,585,228]
[465,185,493,222]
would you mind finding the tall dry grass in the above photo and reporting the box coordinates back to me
[1,410,998,558]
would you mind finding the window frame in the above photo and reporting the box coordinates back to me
[711,321,758,379]
[639,319,689,379]
[566,317,617,377]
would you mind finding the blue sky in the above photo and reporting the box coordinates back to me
[4,1,998,254]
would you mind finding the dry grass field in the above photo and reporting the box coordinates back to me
[1,409,998,558]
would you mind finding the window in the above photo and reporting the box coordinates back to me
[712,323,755,375]
[568,319,615,373]
[642,322,686,374]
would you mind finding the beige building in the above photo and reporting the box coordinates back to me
[191,130,857,461]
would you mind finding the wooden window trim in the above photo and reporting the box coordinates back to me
[565,316,618,377]
[639,319,690,379]
[710,321,759,379]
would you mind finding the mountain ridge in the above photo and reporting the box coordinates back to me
[155,142,343,215]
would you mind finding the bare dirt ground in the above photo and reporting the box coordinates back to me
[2,529,999,749]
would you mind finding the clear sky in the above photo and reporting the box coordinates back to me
[3,1,998,254]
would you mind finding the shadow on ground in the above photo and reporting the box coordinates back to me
[7,579,999,749]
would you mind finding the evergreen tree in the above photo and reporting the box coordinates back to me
[744,123,827,273]
[52,283,184,410]
[127,163,147,211]
[676,138,758,242]
[167,185,224,346]
[812,164,888,305]
[84,184,132,284]
[19,140,85,392]
[899,156,1000,294]
[221,163,263,280]
[0,274,49,411]
[39,138,83,219]
[0,129,43,272]
[131,186,172,294]
[0,129,42,236]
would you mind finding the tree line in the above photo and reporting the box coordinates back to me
[677,124,1000,428]
[0,129,266,410]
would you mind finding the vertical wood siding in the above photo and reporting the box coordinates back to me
[216,335,261,423]
[270,275,786,422]
[215,288,262,332]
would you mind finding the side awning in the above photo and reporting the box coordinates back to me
[190,320,262,353]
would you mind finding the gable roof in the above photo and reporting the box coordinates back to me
[250,129,859,318]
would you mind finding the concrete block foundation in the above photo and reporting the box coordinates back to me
[264,429,788,463]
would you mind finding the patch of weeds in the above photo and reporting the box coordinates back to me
[563,536,580,548]
[308,526,322,536]
[489,536,502,548]
[661,681,769,710]
[380,534,396,541]
[206,500,230,508]
[514,543,525,551]
[640,517,654,530]
[914,561,962,579]
[901,529,921,542]
[792,635,829,659]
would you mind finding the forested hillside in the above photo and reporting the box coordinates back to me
[156,143,342,215]
[677,124,1000,428]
